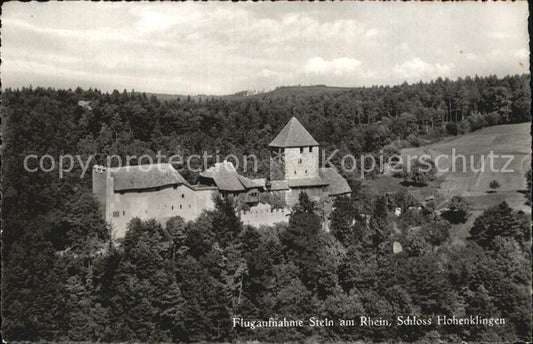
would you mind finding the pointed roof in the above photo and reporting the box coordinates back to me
[269,117,319,148]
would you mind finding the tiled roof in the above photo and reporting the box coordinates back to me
[280,168,351,194]
[269,117,319,148]
[112,163,188,192]
[269,180,289,191]
[199,161,262,192]
[287,177,329,188]
[320,167,352,195]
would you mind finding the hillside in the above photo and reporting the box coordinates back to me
[402,122,531,208]
[139,84,358,102]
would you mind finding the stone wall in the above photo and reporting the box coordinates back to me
[239,202,290,227]
[101,172,217,240]
[284,146,319,180]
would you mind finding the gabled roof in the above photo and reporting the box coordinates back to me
[287,177,329,188]
[320,167,352,195]
[199,161,263,192]
[269,180,289,191]
[269,117,319,148]
[112,163,188,192]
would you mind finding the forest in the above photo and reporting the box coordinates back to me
[1,73,531,342]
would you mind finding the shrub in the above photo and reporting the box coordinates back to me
[489,180,501,190]
[445,122,459,136]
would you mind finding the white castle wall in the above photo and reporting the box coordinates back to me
[107,185,217,240]
[284,146,320,180]
[93,166,217,240]
[240,202,290,227]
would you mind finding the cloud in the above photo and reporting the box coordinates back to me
[513,48,529,59]
[1,2,529,94]
[393,58,454,81]
[399,42,409,51]
[303,57,363,76]
[365,29,380,38]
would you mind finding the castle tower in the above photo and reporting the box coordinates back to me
[268,117,320,181]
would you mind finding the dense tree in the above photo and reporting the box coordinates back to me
[469,202,529,248]
[441,195,471,224]
[2,74,531,343]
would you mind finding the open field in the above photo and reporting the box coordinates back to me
[367,122,531,244]
[401,122,531,210]
[403,123,530,191]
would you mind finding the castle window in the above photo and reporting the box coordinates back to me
[113,211,120,218]
[172,206,174,210]
[189,204,191,208]
[298,159,302,164]
[300,147,304,154]
[305,170,308,174]
[181,194,185,198]
[294,171,297,175]
[309,146,313,153]
[123,211,125,215]
[180,205,183,209]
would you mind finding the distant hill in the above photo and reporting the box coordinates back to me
[139,85,358,102]
[252,85,357,98]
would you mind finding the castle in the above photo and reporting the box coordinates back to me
[92,117,351,240]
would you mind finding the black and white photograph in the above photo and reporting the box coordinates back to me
[1,1,531,343]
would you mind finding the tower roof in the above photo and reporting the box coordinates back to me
[269,117,319,148]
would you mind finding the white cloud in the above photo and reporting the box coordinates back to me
[303,57,363,76]
[399,42,409,51]
[365,29,380,38]
[1,2,529,94]
[393,58,454,80]
[513,48,529,59]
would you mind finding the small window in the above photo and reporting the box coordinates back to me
[113,211,120,218]
[298,159,302,164]
[300,147,304,154]
[294,171,297,175]
[180,205,183,209]
[309,147,313,153]
[172,205,174,210]
[189,204,191,208]
[181,194,185,198]
[123,211,125,215]
[305,170,308,174]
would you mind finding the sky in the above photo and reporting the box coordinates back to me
[1,2,529,95]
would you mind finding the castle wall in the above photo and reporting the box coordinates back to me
[240,202,290,227]
[284,146,319,180]
[285,186,327,207]
[106,184,217,240]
